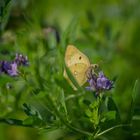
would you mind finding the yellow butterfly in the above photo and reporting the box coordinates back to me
[64,45,98,90]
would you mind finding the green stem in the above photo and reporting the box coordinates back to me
[0,118,34,128]
[94,124,131,139]
[65,92,86,101]
[46,93,93,136]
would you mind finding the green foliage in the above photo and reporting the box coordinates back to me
[0,0,12,34]
[0,0,140,140]
[85,97,100,129]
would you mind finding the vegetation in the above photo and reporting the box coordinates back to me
[0,0,140,140]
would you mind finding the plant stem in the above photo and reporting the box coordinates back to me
[65,92,86,101]
[94,124,131,139]
[46,93,93,136]
[24,78,92,136]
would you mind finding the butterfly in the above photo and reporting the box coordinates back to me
[64,45,98,90]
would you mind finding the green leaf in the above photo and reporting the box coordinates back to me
[23,116,43,127]
[90,108,99,129]
[0,0,12,33]
[90,100,99,109]
[106,97,121,121]
[61,17,78,48]
[55,76,74,93]
[103,111,116,121]
[23,117,34,125]
[64,62,82,91]
[132,79,139,104]
[23,103,39,118]
[86,100,100,129]
[85,109,92,117]
[129,79,140,122]
[59,90,68,117]
[0,118,24,126]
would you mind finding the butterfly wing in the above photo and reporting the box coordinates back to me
[69,63,90,86]
[64,45,91,88]
[65,45,90,67]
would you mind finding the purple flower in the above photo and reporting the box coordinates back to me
[7,62,18,76]
[86,71,113,95]
[0,53,29,77]
[0,61,18,76]
[97,72,113,90]
[14,53,29,66]
[0,61,11,74]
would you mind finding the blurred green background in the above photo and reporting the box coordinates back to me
[0,0,140,140]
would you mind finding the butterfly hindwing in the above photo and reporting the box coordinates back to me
[69,63,89,86]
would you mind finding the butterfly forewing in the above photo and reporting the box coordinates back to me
[64,45,91,88]
[65,45,90,67]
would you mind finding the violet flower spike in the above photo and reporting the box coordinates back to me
[86,74,97,91]
[0,53,29,77]
[96,71,113,90]
[7,62,18,76]
[86,71,113,95]
[15,53,29,66]
[0,61,18,76]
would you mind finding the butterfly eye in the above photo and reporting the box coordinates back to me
[94,64,98,69]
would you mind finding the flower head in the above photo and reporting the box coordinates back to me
[86,71,113,95]
[14,53,29,66]
[7,62,18,76]
[97,72,113,90]
[0,61,18,76]
[0,53,29,77]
